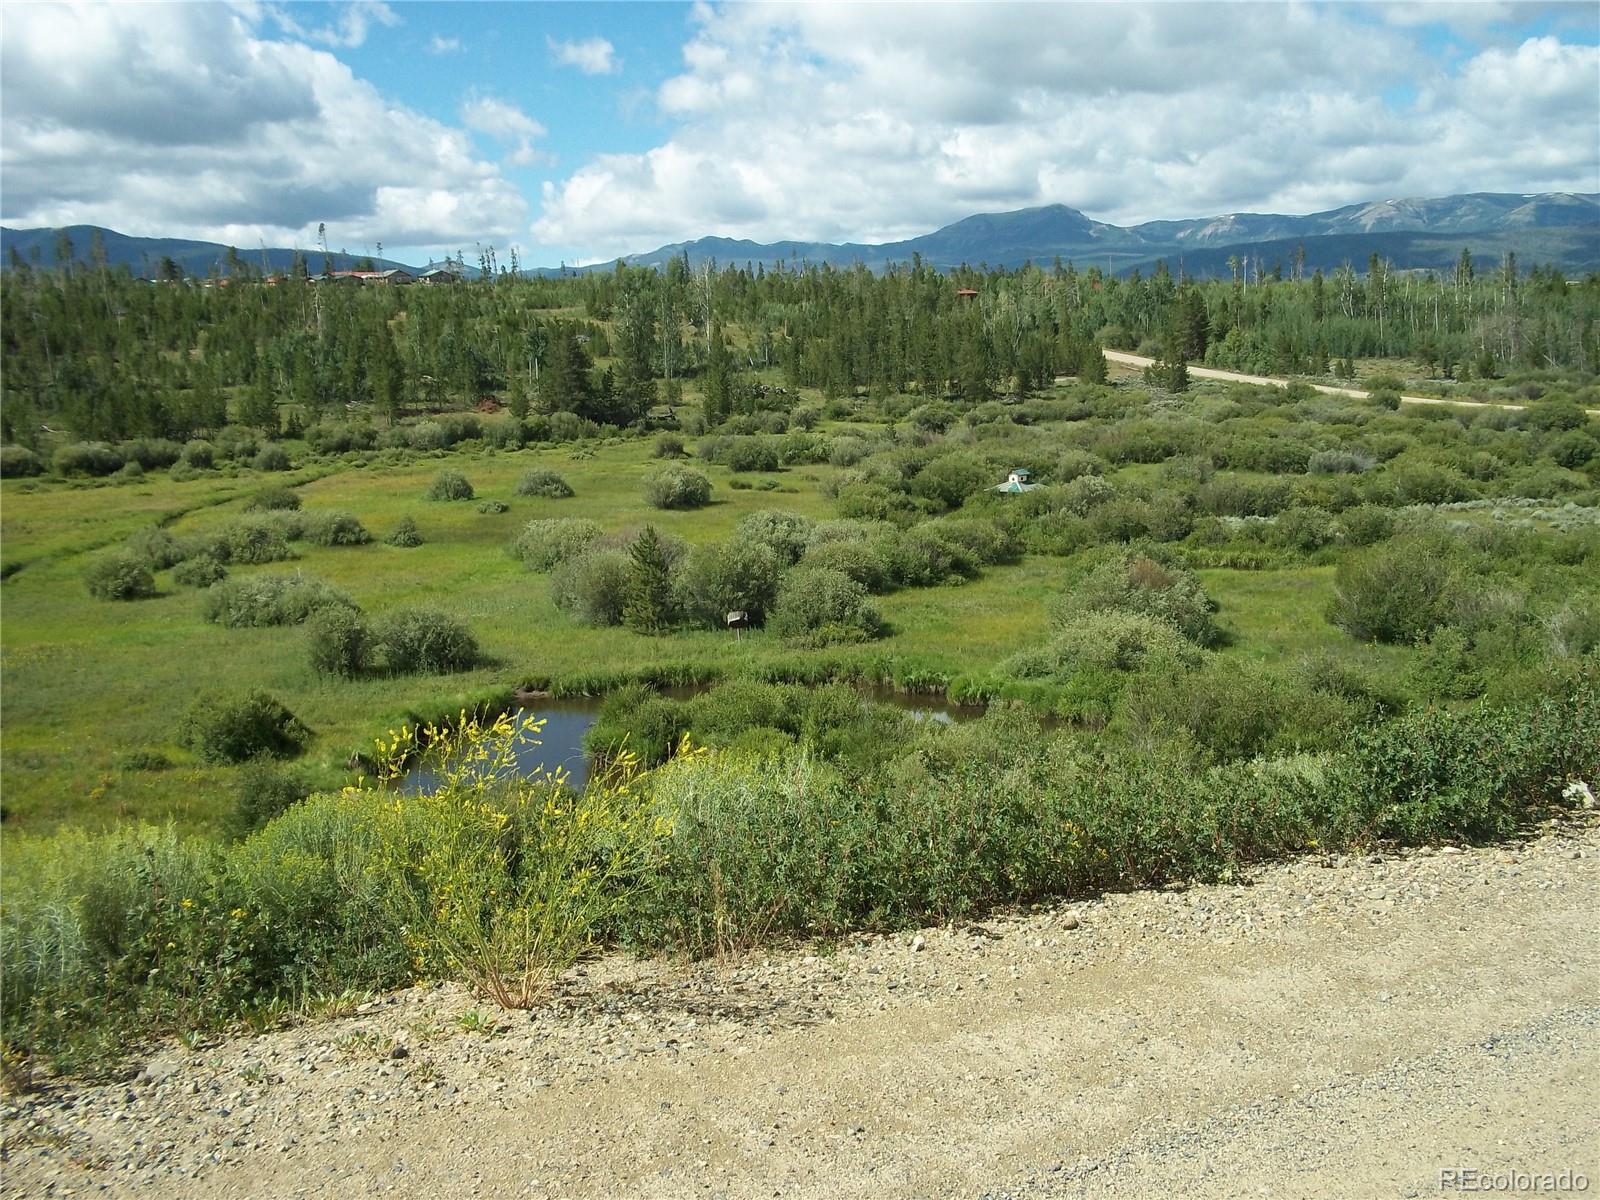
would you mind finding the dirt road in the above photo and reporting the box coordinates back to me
[1097,350,1600,417]
[5,819,1597,1200]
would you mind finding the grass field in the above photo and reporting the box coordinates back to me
[0,422,1392,840]
[16,358,1587,842]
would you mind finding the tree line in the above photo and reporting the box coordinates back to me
[3,248,1595,447]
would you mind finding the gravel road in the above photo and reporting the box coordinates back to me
[1096,350,1600,417]
[4,816,1596,1200]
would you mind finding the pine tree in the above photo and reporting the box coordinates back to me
[371,330,405,426]
[623,526,673,634]
[702,324,732,426]
[237,363,279,431]
[538,326,596,417]
[1079,342,1108,384]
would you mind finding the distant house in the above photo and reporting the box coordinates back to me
[993,468,1037,494]
[325,268,412,285]
[418,267,460,285]
[955,288,979,300]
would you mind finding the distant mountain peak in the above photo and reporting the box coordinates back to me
[4,191,1596,282]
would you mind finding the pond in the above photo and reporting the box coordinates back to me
[398,686,987,796]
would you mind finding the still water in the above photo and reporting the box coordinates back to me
[398,687,984,796]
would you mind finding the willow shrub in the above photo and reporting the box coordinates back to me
[627,737,1346,954]
[202,573,357,628]
[628,677,1597,955]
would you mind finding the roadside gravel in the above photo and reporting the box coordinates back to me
[4,816,1596,1199]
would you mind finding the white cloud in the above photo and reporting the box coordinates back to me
[460,94,549,167]
[1,3,524,252]
[267,0,398,49]
[534,2,1600,261]
[548,35,619,76]
[427,34,461,55]
[460,95,546,140]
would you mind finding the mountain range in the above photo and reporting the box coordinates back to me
[4,191,1597,281]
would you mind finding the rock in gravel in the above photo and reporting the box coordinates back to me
[1061,911,1081,930]
[139,1054,181,1086]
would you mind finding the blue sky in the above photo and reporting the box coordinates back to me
[3,2,1597,269]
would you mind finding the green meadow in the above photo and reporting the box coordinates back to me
[2,392,1425,838]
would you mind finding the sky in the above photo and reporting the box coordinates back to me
[2,1,1598,269]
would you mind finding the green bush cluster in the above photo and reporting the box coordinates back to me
[305,607,479,677]
[245,485,301,512]
[510,517,604,571]
[550,549,632,627]
[1327,533,1457,643]
[202,573,356,628]
[385,515,423,547]
[628,679,1596,952]
[767,567,881,646]
[643,465,713,509]
[1051,548,1220,646]
[252,445,291,472]
[181,690,311,764]
[425,469,475,501]
[1,445,45,477]
[84,552,156,601]
[171,555,227,588]
[515,468,574,498]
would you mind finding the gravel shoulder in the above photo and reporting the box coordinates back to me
[4,817,1597,1200]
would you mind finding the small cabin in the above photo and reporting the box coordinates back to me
[418,267,460,285]
[993,468,1037,494]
